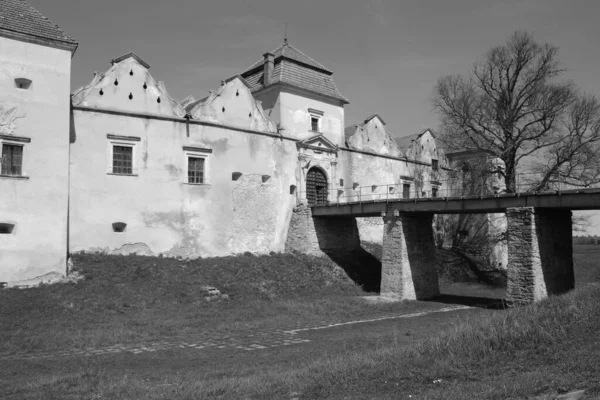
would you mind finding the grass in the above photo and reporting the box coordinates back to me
[5,283,600,399]
[0,251,447,355]
[1,245,599,399]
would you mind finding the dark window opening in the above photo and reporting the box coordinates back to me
[432,187,438,198]
[306,167,328,205]
[402,183,411,199]
[14,78,32,89]
[112,145,133,174]
[290,185,297,195]
[432,159,439,171]
[112,222,127,233]
[1,144,23,176]
[339,179,344,187]
[0,223,15,234]
[188,156,205,184]
[311,117,319,132]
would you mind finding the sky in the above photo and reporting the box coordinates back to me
[29,0,600,232]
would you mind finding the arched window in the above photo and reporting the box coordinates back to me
[306,167,328,205]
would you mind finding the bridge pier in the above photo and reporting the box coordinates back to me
[380,212,440,300]
[285,204,360,254]
[506,207,574,304]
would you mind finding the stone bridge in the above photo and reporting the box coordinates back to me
[292,189,600,304]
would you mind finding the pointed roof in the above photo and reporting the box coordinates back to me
[364,113,386,125]
[111,52,150,69]
[240,41,349,104]
[243,41,332,74]
[0,0,77,51]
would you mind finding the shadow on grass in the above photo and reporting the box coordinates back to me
[428,294,509,310]
[324,247,381,293]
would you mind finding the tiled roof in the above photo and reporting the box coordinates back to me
[394,133,421,151]
[0,0,77,46]
[241,42,348,103]
[243,42,331,73]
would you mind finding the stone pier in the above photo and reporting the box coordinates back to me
[380,212,440,300]
[506,207,574,304]
[285,204,360,254]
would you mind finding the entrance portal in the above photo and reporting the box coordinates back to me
[306,167,328,205]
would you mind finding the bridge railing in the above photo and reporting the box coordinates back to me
[299,172,597,206]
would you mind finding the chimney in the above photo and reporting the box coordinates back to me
[263,52,274,86]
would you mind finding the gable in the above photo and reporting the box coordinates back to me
[71,54,186,118]
[298,134,338,153]
[187,77,276,133]
[345,115,401,157]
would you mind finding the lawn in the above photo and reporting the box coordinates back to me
[1,245,599,399]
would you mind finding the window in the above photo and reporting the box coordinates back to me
[311,117,321,132]
[308,108,324,133]
[188,156,205,184]
[432,187,438,198]
[183,146,212,185]
[112,145,133,175]
[403,183,411,199]
[432,159,439,171]
[106,134,139,176]
[1,144,23,176]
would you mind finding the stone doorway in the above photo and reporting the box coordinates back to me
[306,167,328,205]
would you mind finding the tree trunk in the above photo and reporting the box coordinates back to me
[504,162,517,193]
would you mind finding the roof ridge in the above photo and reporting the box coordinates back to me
[0,0,77,45]
[241,43,286,73]
[282,42,331,72]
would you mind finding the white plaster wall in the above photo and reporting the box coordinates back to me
[346,116,402,157]
[277,88,345,146]
[0,36,72,281]
[69,111,298,258]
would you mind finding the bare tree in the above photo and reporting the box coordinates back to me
[433,31,600,193]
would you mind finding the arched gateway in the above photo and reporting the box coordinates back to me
[306,167,328,205]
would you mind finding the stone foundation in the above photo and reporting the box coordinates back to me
[506,207,573,304]
[380,211,440,300]
[285,204,360,254]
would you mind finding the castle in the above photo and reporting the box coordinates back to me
[0,0,504,283]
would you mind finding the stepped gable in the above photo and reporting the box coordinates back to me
[0,0,77,50]
[240,41,349,104]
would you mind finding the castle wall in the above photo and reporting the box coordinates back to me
[69,110,299,258]
[0,36,72,282]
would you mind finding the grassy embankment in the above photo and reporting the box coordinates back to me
[1,246,598,399]
[0,251,446,355]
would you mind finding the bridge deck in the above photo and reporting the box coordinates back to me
[311,188,600,217]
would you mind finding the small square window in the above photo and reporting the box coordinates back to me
[188,156,205,184]
[112,145,133,174]
[1,144,23,176]
[432,159,439,171]
[311,117,320,132]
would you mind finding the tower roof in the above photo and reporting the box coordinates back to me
[240,41,349,104]
[0,0,77,51]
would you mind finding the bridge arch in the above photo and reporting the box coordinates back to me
[306,166,328,205]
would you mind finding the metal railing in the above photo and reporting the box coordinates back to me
[299,172,597,206]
